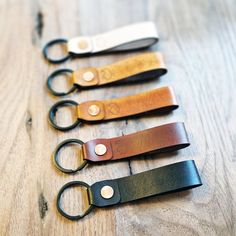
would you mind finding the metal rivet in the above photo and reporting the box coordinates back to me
[82,71,94,82]
[88,104,100,116]
[94,144,107,156]
[78,40,88,49]
[100,185,114,199]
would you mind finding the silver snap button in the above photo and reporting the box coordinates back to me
[82,71,94,82]
[88,104,100,116]
[100,185,114,199]
[78,39,89,50]
[94,144,107,156]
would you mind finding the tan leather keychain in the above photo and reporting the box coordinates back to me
[48,86,178,131]
[47,52,167,96]
[53,122,190,173]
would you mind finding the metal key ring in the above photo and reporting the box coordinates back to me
[47,69,78,96]
[43,38,71,64]
[48,100,81,131]
[53,139,88,173]
[57,181,94,221]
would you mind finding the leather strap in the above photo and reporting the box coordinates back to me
[57,160,202,220]
[43,22,159,64]
[73,52,166,87]
[53,122,190,173]
[48,87,178,131]
[68,22,158,54]
[77,86,178,121]
[47,52,167,96]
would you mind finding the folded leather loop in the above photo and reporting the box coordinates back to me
[57,160,202,220]
[47,52,167,96]
[52,122,190,173]
[48,86,178,131]
[43,22,159,64]
[83,122,189,161]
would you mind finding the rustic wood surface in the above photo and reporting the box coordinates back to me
[0,0,236,235]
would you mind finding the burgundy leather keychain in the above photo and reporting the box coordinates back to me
[53,122,190,173]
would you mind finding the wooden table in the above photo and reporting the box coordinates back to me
[0,0,235,235]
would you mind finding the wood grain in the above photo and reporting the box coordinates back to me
[0,0,235,235]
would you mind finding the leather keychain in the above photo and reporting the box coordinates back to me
[57,160,202,220]
[47,52,167,96]
[53,122,189,173]
[43,22,158,64]
[48,86,178,131]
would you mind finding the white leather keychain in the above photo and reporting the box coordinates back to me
[43,22,159,64]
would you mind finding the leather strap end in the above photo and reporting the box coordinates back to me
[109,122,190,160]
[158,122,190,152]
[72,68,99,87]
[101,87,178,120]
[95,52,167,85]
[67,36,93,54]
[159,86,178,109]
[90,180,121,207]
[77,101,105,121]
[155,52,166,69]
[83,139,113,162]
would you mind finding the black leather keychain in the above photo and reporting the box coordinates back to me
[57,160,202,220]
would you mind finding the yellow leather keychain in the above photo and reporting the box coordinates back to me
[47,52,167,96]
